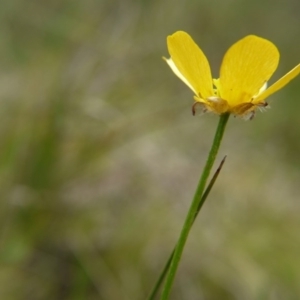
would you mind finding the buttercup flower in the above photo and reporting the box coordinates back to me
[165,31,300,119]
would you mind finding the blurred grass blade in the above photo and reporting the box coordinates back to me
[195,155,226,216]
[146,155,227,300]
[147,249,175,300]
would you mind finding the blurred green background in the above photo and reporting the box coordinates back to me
[0,0,299,299]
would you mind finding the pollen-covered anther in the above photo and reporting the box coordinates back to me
[206,96,229,114]
[206,96,223,103]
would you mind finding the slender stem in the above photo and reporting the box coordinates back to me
[160,113,230,300]
[147,156,227,300]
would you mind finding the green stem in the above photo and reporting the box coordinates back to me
[147,155,227,300]
[160,113,230,300]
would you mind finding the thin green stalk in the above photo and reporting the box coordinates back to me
[160,113,230,300]
[147,156,227,300]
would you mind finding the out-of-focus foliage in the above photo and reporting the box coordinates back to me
[0,0,299,299]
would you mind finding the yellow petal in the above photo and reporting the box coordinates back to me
[254,63,300,103]
[167,31,214,98]
[164,57,197,93]
[219,35,280,106]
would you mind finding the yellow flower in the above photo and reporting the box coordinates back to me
[165,31,300,118]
